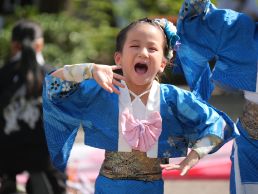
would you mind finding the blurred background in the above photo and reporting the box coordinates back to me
[0,0,255,193]
[0,0,216,85]
[0,0,194,66]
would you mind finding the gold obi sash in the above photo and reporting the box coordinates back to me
[240,99,258,140]
[99,150,164,181]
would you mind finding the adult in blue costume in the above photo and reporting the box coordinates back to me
[175,1,258,193]
[43,18,235,194]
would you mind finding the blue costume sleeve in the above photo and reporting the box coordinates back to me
[176,0,257,100]
[172,86,224,142]
[255,23,258,51]
[43,74,120,171]
[174,55,215,101]
[164,85,236,152]
[43,74,83,171]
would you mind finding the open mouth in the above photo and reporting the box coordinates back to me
[134,63,148,74]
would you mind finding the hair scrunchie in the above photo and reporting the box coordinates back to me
[153,18,180,50]
[153,18,180,61]
[177,0,211,31]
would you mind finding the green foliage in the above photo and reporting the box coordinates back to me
[0,0,217,67]
[35,13,118,65]
[0,7,118,66]
[0,27,11,66]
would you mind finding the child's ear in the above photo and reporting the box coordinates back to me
[114,52,122,66]
[159,57,167,73]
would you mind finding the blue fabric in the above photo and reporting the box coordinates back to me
[95,175,164,194]
[230,121,258,194]
[174,47,215,101]
[158,84,235,157]
[175,0,257,100]
[43,78,81,171]
[230,23,258,194]
[43,77,119,171]
[236,122,258,183]
[255,22,258,51]
[43,74,234,171]
[163,20,180,49]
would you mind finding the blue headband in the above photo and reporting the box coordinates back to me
[153,18,180,50]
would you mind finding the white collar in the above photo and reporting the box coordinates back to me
[119,80,160,111]
[118,80,161,157]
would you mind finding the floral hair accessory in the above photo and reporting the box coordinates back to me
[153,18,180,50]
[179,0,211,20]
[177,0,211,32]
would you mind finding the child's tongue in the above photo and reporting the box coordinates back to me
[135,63,148,74]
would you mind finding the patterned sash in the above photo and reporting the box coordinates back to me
[240,99,258,140]
[100,150,162,181]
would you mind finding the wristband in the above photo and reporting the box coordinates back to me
[63,63,94,82]
[192,136,221,159]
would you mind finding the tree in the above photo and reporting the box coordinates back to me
[1,0,217,67]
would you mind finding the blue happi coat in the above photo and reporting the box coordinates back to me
[174,1,258,193]
[43,74,235,171]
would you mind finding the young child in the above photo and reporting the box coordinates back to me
[43,18,231,194]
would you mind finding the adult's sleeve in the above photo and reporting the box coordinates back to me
[176,0,257,100]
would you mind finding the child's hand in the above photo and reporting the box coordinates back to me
[93,64,125,94]
[160,150,200,176]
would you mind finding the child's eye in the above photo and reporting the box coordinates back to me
[149,47,157,52]
[130,45,139,48]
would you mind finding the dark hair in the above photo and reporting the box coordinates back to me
[115,18,169,59]
[12,20,43,42]
[12,20,43,98]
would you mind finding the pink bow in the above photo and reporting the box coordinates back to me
[121,109,162,152]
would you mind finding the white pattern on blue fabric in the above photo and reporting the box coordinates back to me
[178,103,198,120]
[178,0,210,20]
[163,151,171,158]
[62,82,71,92]
[167,136,176,147]
[167,107,173,115]
[47,76,79,99]
[48,77,62,97]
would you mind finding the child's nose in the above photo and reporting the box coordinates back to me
[138,47,149,58]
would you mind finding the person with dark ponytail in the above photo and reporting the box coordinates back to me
[0,20,67,194]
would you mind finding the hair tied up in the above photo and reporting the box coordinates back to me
[22,38,33,48]
[153,18,180,50]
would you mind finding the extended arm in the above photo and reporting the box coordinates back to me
[161,135,221,176]
[51,63,125,94]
